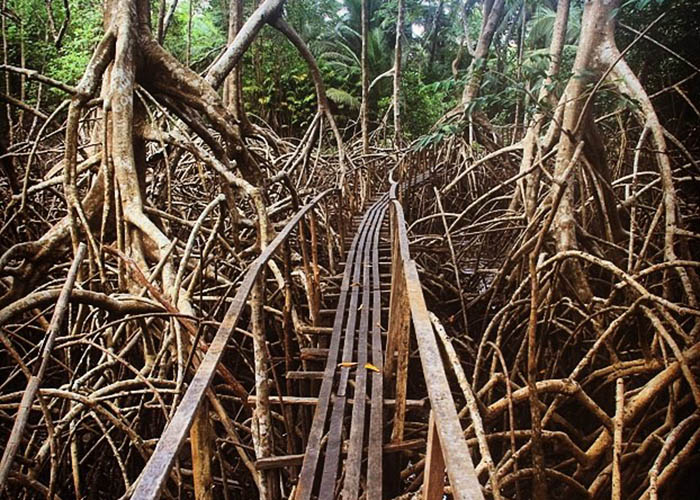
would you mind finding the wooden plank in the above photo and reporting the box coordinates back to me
[324,289,390,299]
[318,199,387,498]
[343,204,387,498]
[255,454,305,470]
[384,204,412,450]
[367,209,386,500]
[389,265,410,444]
[247,395,425,407]
[317,204,376,496]
[388,195,484,500]
[191,401,214,500]
[405,259,483,500]
[299,347,330,360]
[285,371,324,380]
[325,272,392,281]
[317,394,347,496]
[298,326,334,335]
[423,411,445,500]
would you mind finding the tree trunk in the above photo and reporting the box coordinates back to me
[451,0,477,80]
[392,0,404,147]
[461,0,505,110]
[517,0,570,219]
[549,0,614,302]
[224,0,252,132]
[206,0,286,90]
[360,0,370,155]
[426,0,444,75]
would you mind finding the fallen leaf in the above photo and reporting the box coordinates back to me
[364,363,380,372]
[338,361,357,368]
[358,304,363,311]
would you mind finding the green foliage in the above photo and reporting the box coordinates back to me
[3,0,102,104]
[238,27,319,133]
[412,121,462,151]
[527,3,582,48]
[621,0,668,10]
[402,70,458,138]
[4,0,697,144]
[326,88,360,110]
[162,0,226,69]
[316,2,393,110]
[46,2,102,86]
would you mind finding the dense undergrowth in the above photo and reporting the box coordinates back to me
[1,0,698,498]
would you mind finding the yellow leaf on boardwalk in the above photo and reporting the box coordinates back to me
[364,363,380,372]
[338,362,357,368]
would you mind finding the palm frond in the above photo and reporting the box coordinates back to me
[326,87,361,110]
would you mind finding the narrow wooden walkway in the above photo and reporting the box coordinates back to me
[131,152,485,500]
[295,194,389,499]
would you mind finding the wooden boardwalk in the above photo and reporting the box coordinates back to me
[295,194,389,499]
[128,154,485,499]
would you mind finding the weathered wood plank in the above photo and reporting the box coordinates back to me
[423,411,446,500]
[367,210,386,500]
[255,454,305,471]
[318,199,387,498]
[389,196,484,500]
[343,204,388,498]
[191,401,214,500]
[246,395,424,407]
[285,371,324,380]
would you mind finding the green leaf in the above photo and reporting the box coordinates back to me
[326,88,361,110]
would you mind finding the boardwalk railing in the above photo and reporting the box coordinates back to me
[387,155,485,500]
[131,188,341,499]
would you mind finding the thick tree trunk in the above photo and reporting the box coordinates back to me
[426,0,444,75]
[461,0,504,110]
[224,0,249,130]
[392,0,404,147]
[549,0,614,302]
[206,0,286,90]
[451,0,476,80]
[517,0,570,219]
[360,0,370,155]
